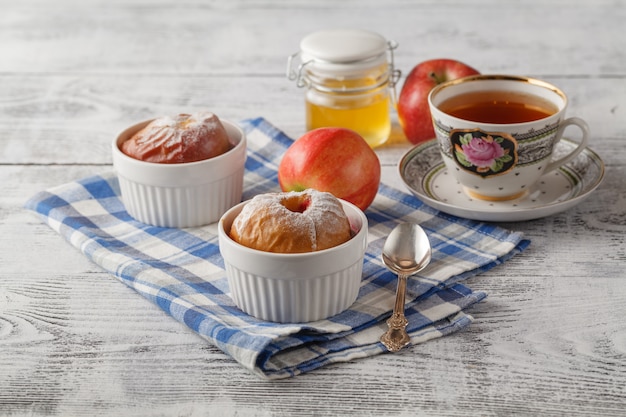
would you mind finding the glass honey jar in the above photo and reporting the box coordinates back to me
[287,29,400,148]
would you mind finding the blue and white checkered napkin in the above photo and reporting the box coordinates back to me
[25,117,529,379]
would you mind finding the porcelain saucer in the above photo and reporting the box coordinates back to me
[399,139,605,222]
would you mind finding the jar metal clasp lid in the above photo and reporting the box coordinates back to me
[286,40,401,91]
[286,52,312,88]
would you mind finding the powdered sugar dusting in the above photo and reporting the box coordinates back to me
[122,111,231,163]
[304,189,348,223]
[230,189,351,253]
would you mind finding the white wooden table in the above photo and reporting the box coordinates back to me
[1,1,625,416]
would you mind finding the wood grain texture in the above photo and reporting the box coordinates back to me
[1,0,625,416]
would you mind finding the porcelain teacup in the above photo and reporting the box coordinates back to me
[428,75,590,201]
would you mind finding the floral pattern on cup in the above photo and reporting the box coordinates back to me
[450,129,518,178]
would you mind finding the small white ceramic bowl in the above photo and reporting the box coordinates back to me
[218,198,368,323]
[112,118,246,228]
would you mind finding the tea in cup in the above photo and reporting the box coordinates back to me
[428,75,590,201]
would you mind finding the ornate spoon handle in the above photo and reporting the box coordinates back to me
[380,273,410,352]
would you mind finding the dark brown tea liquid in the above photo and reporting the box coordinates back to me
[438,90,558,123]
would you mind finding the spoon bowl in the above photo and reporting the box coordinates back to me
[380,223,432,352]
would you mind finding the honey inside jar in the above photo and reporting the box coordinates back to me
[305,74,391,148]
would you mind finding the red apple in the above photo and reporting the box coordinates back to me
[398,58,480,144]
[278,127,381,211]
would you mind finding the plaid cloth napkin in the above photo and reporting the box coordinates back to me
[25,117,529,379]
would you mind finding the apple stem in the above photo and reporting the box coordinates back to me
[429,72,445,84]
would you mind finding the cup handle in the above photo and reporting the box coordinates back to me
[544,117,590,174]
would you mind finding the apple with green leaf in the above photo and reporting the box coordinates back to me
[278,127,381,211]
[398,58,480,145]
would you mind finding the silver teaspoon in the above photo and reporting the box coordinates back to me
[380,223,432,352]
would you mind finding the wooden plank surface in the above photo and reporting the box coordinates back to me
[1,1,625,416]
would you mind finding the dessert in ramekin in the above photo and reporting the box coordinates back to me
[112,112,246,228]
[218,192,368,323]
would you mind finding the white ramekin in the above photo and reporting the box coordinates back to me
[112,118,246,228]
[218,198,368,323]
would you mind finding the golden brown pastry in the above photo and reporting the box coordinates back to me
[230,189,352,253]
[121,112,232,163]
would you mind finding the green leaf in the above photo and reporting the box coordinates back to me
[491,159,504,173]
[455,151,472,167]
[460,133,473,145]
